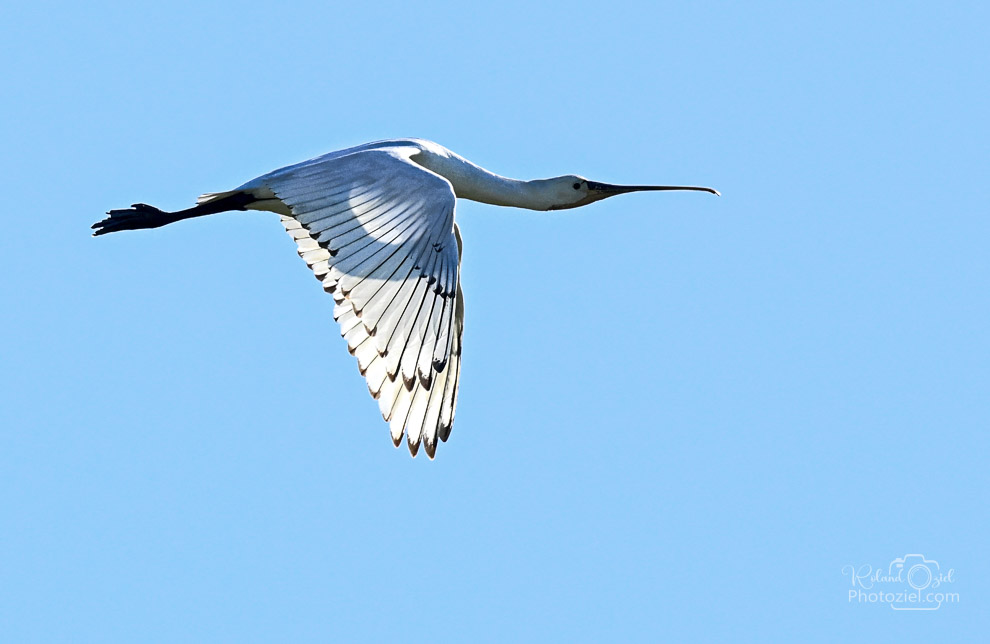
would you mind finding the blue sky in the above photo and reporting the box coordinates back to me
[1,1,986,641]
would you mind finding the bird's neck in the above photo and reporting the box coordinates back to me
[413,147,552,211]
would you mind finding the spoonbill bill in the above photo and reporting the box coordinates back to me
[93,139,718,458]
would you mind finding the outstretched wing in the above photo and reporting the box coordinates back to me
[253,147,464,458]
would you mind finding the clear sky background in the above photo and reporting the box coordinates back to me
[1,1,986,641]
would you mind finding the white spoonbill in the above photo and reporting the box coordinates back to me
[93,138,718,458]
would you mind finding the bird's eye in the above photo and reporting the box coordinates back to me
[572,182,581,190]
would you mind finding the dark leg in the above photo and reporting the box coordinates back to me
[92,192,257,237]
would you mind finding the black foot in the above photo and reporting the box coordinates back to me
[91,203,168,236]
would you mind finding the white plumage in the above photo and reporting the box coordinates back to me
[95,138,717,458]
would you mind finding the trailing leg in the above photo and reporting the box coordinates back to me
[92,192,257,236]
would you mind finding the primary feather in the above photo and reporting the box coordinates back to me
[206,143,465,458]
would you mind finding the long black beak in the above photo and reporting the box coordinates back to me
[586,181,720,197]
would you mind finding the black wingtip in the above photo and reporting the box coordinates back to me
[407,437,420,458]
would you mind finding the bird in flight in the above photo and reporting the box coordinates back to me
[93,139,718,458]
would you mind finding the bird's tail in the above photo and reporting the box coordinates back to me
[196,190,242,205]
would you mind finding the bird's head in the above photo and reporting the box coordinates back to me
[543,175,719,211]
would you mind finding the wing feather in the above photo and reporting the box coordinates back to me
[264,147,464,457]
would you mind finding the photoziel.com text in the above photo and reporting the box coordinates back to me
[841,554,958,611]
